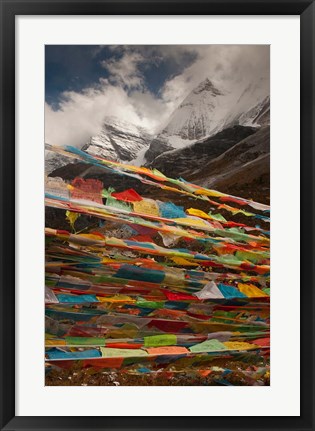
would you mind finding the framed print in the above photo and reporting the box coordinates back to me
[0,1,314,430]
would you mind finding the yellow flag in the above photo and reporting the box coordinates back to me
[187,208,212,219]
[238,283,269,297]
[223,341,258,351]
[65,210,80,230]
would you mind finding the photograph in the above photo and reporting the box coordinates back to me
[44,44,270,386]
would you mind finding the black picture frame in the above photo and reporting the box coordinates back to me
[1,1,314,430]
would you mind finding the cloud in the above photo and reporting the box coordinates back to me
[45,83,152,147]
[129,91,171,127]
[45,78,171,147]
[101,51,146,90]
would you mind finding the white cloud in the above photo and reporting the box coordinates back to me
[129,91,171,129]
[45,84,152,147]
[101,51,145,90]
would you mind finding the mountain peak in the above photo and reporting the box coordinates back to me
[144,75,269,163]
[158,78,226,141]
[193,78,223,96]
[82,116,151,163]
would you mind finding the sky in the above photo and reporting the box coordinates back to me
[45,45,269,147]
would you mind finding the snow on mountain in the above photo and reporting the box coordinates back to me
[235,96,270,127]
[45,116,152,173]
[144,77,269,164]
[82,116,151,162]
[162,78,225,140]
[130,146,150,166]
[45,150,77,174]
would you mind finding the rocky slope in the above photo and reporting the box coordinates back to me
[147,125,257,178]
[145,123,270,204]
[188,125,270,193]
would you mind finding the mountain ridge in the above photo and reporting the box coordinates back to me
[143,77,269,164]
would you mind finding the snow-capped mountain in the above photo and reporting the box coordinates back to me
[82,116,151,162]
[144,77,269,164]
[45,116,152,174]
[162,78,225,140]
